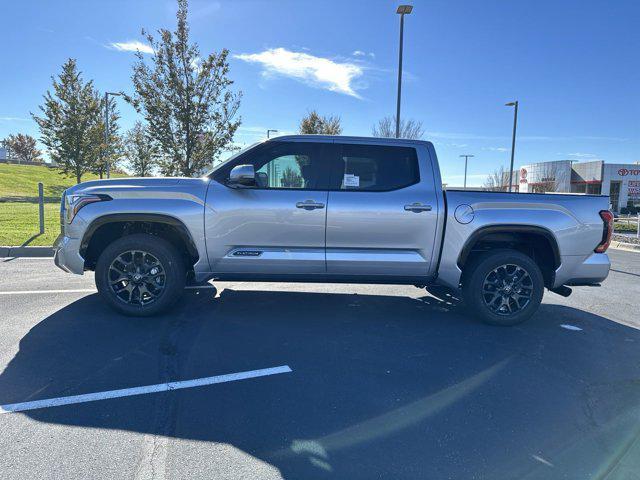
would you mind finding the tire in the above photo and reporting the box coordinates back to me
[95,234,186,316]
[462,249,544,326]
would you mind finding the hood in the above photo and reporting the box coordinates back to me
[65,177,204,195]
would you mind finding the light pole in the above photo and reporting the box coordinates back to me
[460,154,474,189]
[266,129,278,139]
[395,5,413,138]
[505,100,519,192]
[104,92,122,179]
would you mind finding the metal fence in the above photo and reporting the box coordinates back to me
[614,214,640,239]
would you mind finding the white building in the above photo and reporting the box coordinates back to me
[518,160,640,213]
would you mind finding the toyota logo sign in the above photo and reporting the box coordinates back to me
[619,168,640,176]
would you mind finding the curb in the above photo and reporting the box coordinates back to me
[610,241,640,253]
[0,246,54,258]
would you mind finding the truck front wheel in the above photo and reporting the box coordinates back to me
[95,234,186,316]
[463,249,544,326]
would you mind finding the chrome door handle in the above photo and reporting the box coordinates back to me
[404,203,432,213]
[296,200,325,210]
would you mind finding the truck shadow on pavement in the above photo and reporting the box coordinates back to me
[2,289,640,479]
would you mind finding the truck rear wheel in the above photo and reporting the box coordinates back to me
[463,249,544,326]
[95,234,186,316]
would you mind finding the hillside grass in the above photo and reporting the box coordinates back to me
[0,163,126,246]
[0,163,126,202]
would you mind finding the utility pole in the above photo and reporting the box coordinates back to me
[395,5,413,138]
[505,100,519,192]
[460,154,474,189]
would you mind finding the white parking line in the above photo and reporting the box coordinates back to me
[0,285,216,295]
[0,289,96,295]
[560,324,583,331]
[1,365,292,414]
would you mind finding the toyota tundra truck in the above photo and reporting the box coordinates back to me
[54,135,613,325]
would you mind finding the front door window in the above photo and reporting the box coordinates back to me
[247,142,330,190]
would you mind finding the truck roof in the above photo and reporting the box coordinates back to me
[267,134,434,147]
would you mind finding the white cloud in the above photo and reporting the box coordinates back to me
[237,126,270,134]
[190,1,221,19]
[352,50,375,58]
[567,152,597,158]
[109,40,154,55]
[446,173,490,180]
[426,131,502,141]
[0,117,30,122]
[443,173,490,187]
[484,146,509,152]
[234,48,364,98]
[426,131,628,142]
[236,126,295,139]
[190,56,203,74]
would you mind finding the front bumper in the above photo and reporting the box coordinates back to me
[554,252,610,287]
[53,234,85,275]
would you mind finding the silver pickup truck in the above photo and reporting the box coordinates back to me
[54,135,613,325]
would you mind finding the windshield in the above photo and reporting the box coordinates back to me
[206,142,262,176]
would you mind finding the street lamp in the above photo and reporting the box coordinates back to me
[266,129,278,139]
[505,100,519,192]
[460,154,474,189]
[395,5,413,138]
[104,92,122,179]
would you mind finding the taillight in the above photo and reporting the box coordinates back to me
[594,210,613,253]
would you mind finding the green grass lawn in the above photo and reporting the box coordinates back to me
[0,163,126,202]
[0,202,60,246]
[0,163,128,246]
[614,221,638,233]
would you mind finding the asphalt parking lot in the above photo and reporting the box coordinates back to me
[0,249,638,479]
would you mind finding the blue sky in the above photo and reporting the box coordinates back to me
[1,0,638,186]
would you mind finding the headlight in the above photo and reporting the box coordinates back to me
[63,193,111,224]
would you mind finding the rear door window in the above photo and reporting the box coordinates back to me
[330,144,420,191]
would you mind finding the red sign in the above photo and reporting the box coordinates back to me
[618,168,640,176]
[520,168,528,183]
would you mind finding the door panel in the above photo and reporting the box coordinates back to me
[326,143,439,277]
[204,141,330,274]
[205,185,327,273]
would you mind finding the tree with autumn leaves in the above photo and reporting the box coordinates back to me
[1,134,42,163]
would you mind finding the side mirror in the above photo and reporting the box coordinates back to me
[228,164,255,187]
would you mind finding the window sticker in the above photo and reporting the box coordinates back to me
[343,174,360,187]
